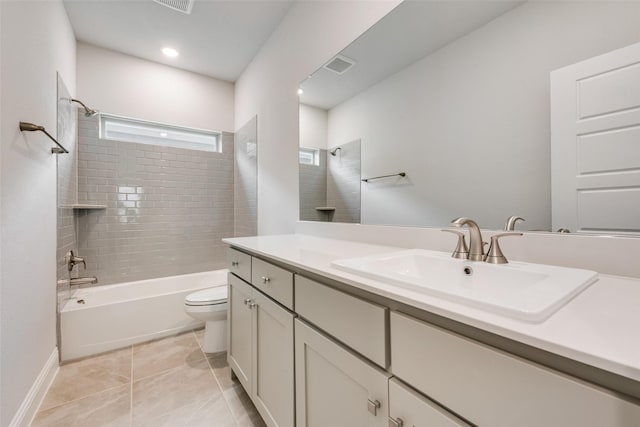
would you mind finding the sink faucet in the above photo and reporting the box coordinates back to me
[504,215,525,231]
[451,217,485,261]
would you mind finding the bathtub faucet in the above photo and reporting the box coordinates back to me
[66,250,86,272]
[57,277,98,286]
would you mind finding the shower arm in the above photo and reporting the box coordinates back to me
[19,122,69,154]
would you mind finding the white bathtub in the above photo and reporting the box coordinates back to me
[60,269,228,361]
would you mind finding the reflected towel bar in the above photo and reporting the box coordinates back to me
[362,172,406,182]
[19,121,69,154]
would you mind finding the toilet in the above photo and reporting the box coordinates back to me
[184,286,228,353]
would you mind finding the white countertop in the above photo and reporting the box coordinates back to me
[223,234,640,383]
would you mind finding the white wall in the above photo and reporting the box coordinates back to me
[0,1,76,424]
[299,103,328,149]
[235,0,401,235]
[327,1,640,230]
[77,43,234,132]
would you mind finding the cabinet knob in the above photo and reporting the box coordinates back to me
[231,261,239,267]
[244,298,251,305]
[388,417,403,427]
[261,276,271,284]
[248,302,257,309]
[367,399,381,416]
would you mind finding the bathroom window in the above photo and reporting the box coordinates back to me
[100,114,221,152]
[299,147,320,165]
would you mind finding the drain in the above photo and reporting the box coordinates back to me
[463,266,473,276]
[77,299,85,304]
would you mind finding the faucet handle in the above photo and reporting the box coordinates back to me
[66,250,87,272]
[485,232,523,264]
[442,229,469,259]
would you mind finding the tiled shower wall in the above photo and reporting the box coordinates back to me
[234,116,258,237]
[299,149,328,221]
[327,139,361,223]
[75,114,235,285]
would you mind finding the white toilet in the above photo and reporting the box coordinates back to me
[184,286,228,353]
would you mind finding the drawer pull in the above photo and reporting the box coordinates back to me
[231,261,239,267]
[367,399,381,416]
[388,417,403,427]
[261,276,271,284]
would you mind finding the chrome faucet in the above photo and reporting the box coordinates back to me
[451,217,485,261]
[504,215,525,231]
[65,250,86,272]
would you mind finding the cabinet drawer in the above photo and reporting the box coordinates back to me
[295,276,388,368]
[251,257,294,310]
[388,378,469,427]
[390,311,640,427]
[228,248,251,282]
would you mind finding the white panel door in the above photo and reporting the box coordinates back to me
[551,41,640,233]
[227,274,253,393]
[295,319,389,427]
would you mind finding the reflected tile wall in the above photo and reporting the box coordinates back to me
[299,149,329,221]
[327,139,361,223]
[76,114,234,285]
[234,116,258,237]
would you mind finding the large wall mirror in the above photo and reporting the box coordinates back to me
[298,0,640,235]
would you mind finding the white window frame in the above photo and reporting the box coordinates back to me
[99,113,221,153]
[299,147,320,165]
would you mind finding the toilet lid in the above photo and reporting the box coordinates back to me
[185,286,227,306]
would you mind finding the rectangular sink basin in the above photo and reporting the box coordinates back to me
[331,249,598,322]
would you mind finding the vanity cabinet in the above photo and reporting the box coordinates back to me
[228,247,252,282]
[228,273,295,427]
[388,378,470,427]
[390,311,640,427]
[294,319,390,427]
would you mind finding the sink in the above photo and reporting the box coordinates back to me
[331,249,598,322]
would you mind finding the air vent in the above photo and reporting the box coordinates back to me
[152,0,194,14]
[323,54,356,75]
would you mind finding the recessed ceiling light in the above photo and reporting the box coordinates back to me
[297,88,304,95]
[162,47,179,58]
[159,132,168,137]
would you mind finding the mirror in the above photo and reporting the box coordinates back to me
[299,0,640,234]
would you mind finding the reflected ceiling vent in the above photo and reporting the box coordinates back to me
[323,54,356,75]
[152,0,194,14]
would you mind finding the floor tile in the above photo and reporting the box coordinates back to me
[224,383,266,427]
[40,346,132,411]
[133,330,204,380]
[132,356,221,424]
[32,384,130,427]
[134,393,236,427]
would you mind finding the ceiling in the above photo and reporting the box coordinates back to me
[300,0,523,110]
[63,0,294,82]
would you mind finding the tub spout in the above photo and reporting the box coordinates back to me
[57,277,98,286]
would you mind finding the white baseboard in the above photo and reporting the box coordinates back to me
[9,347,59,427]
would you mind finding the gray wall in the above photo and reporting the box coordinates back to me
[300,148,328,221]
[327,140,361,223]
[75,114,234,285]
[234,116,258,237]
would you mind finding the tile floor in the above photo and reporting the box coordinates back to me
[32,329,266,427]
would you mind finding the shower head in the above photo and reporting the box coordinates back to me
[329,147,342,156]
[70,98,99,117]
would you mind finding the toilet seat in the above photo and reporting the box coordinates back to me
[185,286,227,306]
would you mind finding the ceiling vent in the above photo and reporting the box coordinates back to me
[323,54,356,75]
[152,0,194,14]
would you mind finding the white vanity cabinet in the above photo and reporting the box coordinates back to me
[228,273,295,427]
[294,319,390,427]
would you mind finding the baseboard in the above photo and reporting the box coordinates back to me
[9,347,59,427]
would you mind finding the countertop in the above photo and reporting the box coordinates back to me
[222,234,640,384]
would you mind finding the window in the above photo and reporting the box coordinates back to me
[299,147,320,165]
[100,114,221,153]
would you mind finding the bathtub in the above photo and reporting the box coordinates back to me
[60,269,228,361]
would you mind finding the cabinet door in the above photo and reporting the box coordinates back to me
[227,274,253,393]
[388,378,470,427]
[295,319,389,427]
[252,291,295,427]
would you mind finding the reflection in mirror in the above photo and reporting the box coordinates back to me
[299,0,640,234]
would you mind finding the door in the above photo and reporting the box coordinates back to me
[295,319,389,427]
[252,290,295,427]
[227,274,253,392]
[551,41,640,233]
